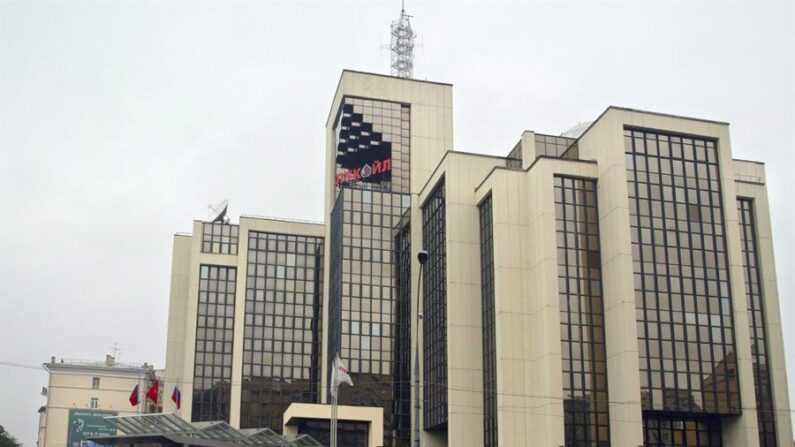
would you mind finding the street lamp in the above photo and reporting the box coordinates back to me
[414,249,428,447]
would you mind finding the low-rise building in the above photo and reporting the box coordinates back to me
[37,355,157,447]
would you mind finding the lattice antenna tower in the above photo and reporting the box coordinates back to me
[390,1,417,78]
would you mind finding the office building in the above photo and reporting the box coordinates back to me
[164,70,793,447]
[37,355,157,447]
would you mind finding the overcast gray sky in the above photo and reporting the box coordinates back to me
[1,1,793,445]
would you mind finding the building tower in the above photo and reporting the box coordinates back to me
[390,2,416,79]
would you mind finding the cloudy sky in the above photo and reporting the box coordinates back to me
[1,1,793,445]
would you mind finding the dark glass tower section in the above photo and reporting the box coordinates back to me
[554,176,610,447]
[393,220,412,446]
[329,97,411,446]
[737,199,777,446]
[192,265,236,422]
[421,179,447,430]
[328,187,410,446]
[479,194,497,447]
[625,128,740,442]
[240,231,324,432]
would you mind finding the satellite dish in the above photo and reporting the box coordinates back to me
[208,199,229,223]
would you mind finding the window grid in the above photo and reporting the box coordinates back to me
[479,194,498,447]
[192,265,236,422]
[202,223,239,255]
[92,377,100,390]
[393,222,412,445]
[329,187,411,446]
[535,134,575,158]
[554,176,610,447]
[643,414,722,447]
[240,231,324,432]
[422,179,447,430]
[625,128,740,415]
[737,199,777,447]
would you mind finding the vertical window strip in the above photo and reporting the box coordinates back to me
[554,176,610,446]
[737,199,777,447]
[422,179,448,429]
[329,187,411,446]
[479,195,498,447]
[394,222,412,444]
[192,265,236,422]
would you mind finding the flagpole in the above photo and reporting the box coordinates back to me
[138,375,142,414]
[330,353,353,447]
[334,389,338,447]
[331,391,337,447]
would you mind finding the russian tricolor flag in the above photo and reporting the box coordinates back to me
[129,384,139,406]
[171,385,181,409]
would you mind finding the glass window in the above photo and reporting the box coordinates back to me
[737,199,777,446]
[625,128,740,416]
[328,183,412,446]
[201,223,239,255]
[192,265,236,423]
[422,179,447,430]
[92,377,100,390]
[479,194,498,447]
[554,176,610,447]
[239,230,325,432]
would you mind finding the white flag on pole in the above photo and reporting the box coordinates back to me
[330,354,353,397]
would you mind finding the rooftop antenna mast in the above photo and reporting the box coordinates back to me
[390,0,417,78]
[109,342,121,363]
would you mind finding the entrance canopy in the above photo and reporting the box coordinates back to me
[89,413,322,447]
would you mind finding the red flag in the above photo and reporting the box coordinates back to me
[171,386,181,409]
[146,381,159,404]
[129,385,139,406]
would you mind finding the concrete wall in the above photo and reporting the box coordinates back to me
[162,234,192,416]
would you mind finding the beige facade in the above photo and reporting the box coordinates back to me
[163,216,325,426]
[163,70,793,447]
[413,105,793,447]
[37,356,156,447]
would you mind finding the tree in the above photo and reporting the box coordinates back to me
[0,425,22,447]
